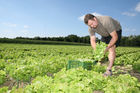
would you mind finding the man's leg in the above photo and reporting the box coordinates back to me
[104,45,116,76]
[107,30,121,70]
[107,45,116,70]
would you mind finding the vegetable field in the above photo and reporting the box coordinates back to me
[0,43,140,93]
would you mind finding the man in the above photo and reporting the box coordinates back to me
[84,14,122,77]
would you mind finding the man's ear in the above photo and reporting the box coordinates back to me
[93,17,96,21]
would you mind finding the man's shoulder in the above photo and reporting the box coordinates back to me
[96,16,112,21]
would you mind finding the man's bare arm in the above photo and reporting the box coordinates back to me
[107,30,118,49]
[90,35,96,50]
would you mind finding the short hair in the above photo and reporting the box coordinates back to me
[84,14,95,25]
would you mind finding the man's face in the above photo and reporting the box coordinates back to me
[87,18,98,28]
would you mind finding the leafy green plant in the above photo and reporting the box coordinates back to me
[133,60,140,73]
[24,68,106,93]
[103,74,140,93]
[0,70,6,85]
[93,42,107,62]
[0,43,140,92]
[0,87,8,93]
[92,63,106,73]
[0,59,6,70]
[23,68,140,93]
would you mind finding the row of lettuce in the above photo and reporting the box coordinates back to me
[0,43,140,93]
[1,68,140,93]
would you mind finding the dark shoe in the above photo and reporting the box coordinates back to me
[103,69,112,77]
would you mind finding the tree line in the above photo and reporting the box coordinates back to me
[0,34,140,46]
[120,35,140,46]
[15,34,97,43]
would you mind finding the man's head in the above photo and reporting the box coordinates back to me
[84,14,98,28]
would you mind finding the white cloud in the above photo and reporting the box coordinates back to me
[78,12,104,21]
[135,2,140,12]
[122,12,136,16]
[91,12,104,16]
[24,25,30,29]
[122,2,140,17]
[79,15,85,21]
[2,22,17,27]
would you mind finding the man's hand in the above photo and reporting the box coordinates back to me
[104,47,109,54]
[104,31,118,54]
[107,31,118,49]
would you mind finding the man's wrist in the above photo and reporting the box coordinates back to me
[106,46,110,50]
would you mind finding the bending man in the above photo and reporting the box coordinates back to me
[84,14,122,76]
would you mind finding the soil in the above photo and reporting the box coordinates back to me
[101,61,140,82]
[0,75,30,90]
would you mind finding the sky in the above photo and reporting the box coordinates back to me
[0,0,140,38]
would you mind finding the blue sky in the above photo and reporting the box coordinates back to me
[0,0,140,38]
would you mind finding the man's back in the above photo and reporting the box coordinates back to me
[89,16,122,37]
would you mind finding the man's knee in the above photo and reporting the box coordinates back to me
[109,45,116,53]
